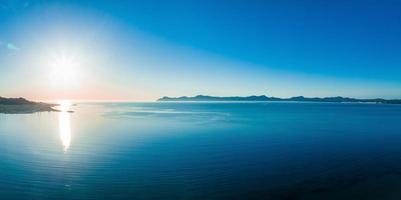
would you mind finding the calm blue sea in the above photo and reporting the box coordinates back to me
[1,102,401,199]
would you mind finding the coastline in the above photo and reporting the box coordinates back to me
[0,97,59,114]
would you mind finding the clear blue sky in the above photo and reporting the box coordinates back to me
[1,0,400,100]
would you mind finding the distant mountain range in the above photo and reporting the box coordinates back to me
[158,95,401,104]
[0,97,57,114]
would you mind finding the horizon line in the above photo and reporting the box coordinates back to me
[25,94,401,103]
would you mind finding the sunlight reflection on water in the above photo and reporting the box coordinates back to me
[57,100,72,152]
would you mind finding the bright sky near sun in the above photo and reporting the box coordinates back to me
[1,0,401,101]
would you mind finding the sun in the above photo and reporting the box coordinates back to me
[48,52,82,88]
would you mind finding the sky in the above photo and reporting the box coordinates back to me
[1,0,401,101]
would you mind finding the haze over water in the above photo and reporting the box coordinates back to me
[1,102,401,199]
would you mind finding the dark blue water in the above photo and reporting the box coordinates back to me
[1,102,401,199]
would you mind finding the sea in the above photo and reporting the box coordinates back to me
[1,102,401,200]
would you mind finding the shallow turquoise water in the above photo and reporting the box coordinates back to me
[1,102,401,199]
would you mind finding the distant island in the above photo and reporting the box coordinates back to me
[0,97,58,114]
[158,95,401,104]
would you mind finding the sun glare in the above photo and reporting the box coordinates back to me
[58,100,72,111]
[48,53,82,88]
